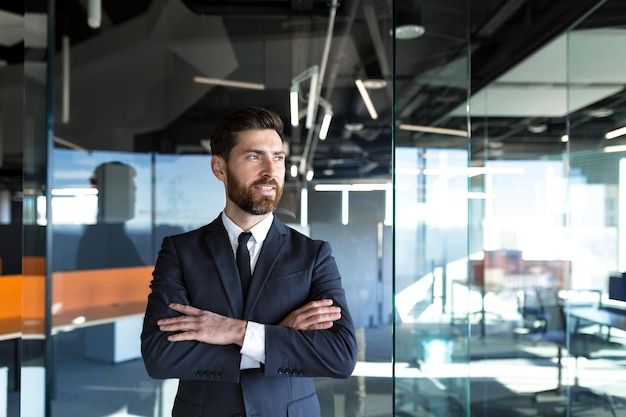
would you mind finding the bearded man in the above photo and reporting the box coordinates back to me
[141,106,357,417]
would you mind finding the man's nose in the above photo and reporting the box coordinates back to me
[261,159,277,178]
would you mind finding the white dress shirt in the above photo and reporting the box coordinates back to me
[221,212,273,369]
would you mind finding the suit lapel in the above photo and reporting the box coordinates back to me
[203,218,244,316]
[244,218,288,317]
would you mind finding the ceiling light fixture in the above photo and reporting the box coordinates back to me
[604,144,626,153]
[290,85,299,127]
[355,78,378,120]
[586,107,614,118]
[362,78,387,89]
[289,65,320,128]
[605,125,626,140]
[317,97,333,140]
[392,1,425,40]
[398,123,467,137]
[344,122,364,131]
[527,123,547,133]
[194,76,265,90]
[87,0,101,29]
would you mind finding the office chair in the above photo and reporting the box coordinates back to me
[529,297,620,417]
[515,287,561,337]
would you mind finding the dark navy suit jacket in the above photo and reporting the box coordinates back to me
[141,215,357,417]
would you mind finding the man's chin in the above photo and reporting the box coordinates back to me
[246,199,279,215]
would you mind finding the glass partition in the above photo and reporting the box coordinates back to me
[393,1,472,415]
[43,1,397,416]
[11,0,625,416]
[0,6,25,417]
[462,1,626,417]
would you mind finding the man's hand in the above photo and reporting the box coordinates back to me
[279,299,341,330]
[157,303,247,346]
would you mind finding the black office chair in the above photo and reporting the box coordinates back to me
[515,287,561,337]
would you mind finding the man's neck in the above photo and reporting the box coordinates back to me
[224,205,271,232]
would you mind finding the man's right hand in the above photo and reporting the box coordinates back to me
[278,299,341,330]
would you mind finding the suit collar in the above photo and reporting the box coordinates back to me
[244,218,288,316]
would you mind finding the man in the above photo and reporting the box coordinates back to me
[141,106,357,417]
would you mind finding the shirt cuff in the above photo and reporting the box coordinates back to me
[241,321,266,365]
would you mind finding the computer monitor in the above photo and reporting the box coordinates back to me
[608,273,626,302]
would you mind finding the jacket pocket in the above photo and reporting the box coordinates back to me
[265,270,307,290]
[172,395,203,417]
[287,392,321,417]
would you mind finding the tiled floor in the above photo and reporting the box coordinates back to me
[4,324,626,417]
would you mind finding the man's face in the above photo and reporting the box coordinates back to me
[222,129,286,215]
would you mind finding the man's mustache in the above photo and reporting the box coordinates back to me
[252,179,280,187]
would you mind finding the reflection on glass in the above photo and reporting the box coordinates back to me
[76,161,144,270]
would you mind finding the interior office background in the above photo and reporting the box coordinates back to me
[1,0,625,416]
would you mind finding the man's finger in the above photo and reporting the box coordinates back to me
[168,303,202,315]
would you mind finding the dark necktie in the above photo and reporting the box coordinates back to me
[236,232,252,299]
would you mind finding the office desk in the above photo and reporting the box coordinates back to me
[566,307,626,342]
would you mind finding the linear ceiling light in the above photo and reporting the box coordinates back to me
[398,123,468,137]
[605,125,626,140]
[317,97,333,140]
[193,76,265,90]
[290,85,299,127]
[604,144,626,153]
[88,0,101,29]
[290,65,320,129]
[354,78,378,120]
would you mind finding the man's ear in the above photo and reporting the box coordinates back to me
[211,156,226,180]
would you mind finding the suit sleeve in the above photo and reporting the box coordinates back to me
[140,237,242,383]
[263,241,358,379]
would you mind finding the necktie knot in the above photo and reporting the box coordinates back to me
[237,232,253,299]
[238,231,252,247]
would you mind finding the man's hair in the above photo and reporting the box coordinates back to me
[210,107,284,160]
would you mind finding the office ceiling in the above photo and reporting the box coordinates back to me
[2,0,626,187]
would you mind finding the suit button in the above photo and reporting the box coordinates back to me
[298,369,306,376]
[195,371,203,377]
[202,371,209,378]
[278,367,285,375]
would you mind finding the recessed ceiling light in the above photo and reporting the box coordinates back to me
[586,107,614,118]
[344,122,364,131]
[391,24,425,40]
[527,123,547,133]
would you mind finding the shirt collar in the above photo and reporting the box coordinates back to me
[221,211,274,246]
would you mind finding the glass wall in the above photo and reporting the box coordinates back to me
[458,1,626,417]
[3,0,626,416]
[0,5,25,417]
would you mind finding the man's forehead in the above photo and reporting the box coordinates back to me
[235,129,284,148]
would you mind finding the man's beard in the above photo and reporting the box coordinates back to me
[226,169,283,215]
